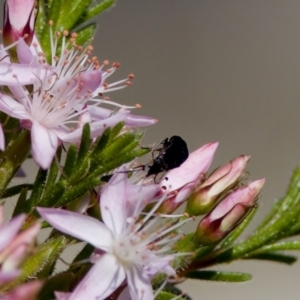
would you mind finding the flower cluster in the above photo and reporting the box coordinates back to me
[5,1,300,300]
[0,1,156,169]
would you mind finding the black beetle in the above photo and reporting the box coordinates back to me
[146,135,189,180]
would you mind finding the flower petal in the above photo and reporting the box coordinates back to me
[89,106,157,128]
[61,113,128,143]
[0,214,25,252]
[54,292,71,300]
[16,39,37,66]
[101,173,127,235]
[31,121,58,169]
[5,0,35,31]
[144,254,176,277]
[125,183,160,217]
[4,280,43,300]
[37,208,113,251]
[0,269,20,284]
[88,106,111,120]
[0,62,52,86]
[124,114,157,127]
[126,264,153,300]
[160,142,218,192]
[0,93,30,119]
[69,253,125,300]
[1,222,40,271]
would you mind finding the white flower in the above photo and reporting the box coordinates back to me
[38,173,189,300]
[0,28,156,169]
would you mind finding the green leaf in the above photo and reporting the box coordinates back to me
[62,145,77,179]
[36,0,50,41]
[255,198,284,231]
[43,147,62,197]
[99,132,136,161]
[79,0,115,24]
[46,0,63,30]
[0,112,20,147]
[186,270,252,282]
[1,184,33,200]
[27,168,48,210]
[90,127,111,157]
[40,180,67,207]
[174,232,199,253]
[39,272,75,299]
[54,177,99,207]
[254,241,300,252]
[155,290,187,300]
[5,235,69,289]
[55,0,92,32]
[245,252,297,265]
[72,23,96,47]
[109,122,125,141]
[0,130,31,194]
[194,246,216,260]
[257,167,300,233]
[75,124,91,167]
[70,158,91,182]
[13,188,29,216]
[88,147,147,178]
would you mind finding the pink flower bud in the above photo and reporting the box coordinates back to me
[196,179,265,245]
[3,0,37,46]
[5,280,43,300]
[1,222,40,271]
[158,142,218,213]
[186,155,250,216]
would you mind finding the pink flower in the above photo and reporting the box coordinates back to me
[2,280,43,300]
[0,207,40,284]
[196,179,265,245]
[38,173,188,300]
[186,155,250,215]
[0,31,156,169]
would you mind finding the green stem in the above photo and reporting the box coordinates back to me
[0,130,31,195]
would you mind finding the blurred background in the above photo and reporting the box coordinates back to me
[3,0,300,299]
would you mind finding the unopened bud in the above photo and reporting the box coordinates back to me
[196,179,265,245]
[186,155,250,216]
[3,0,37,47]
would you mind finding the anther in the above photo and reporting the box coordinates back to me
[112,62,120,68]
